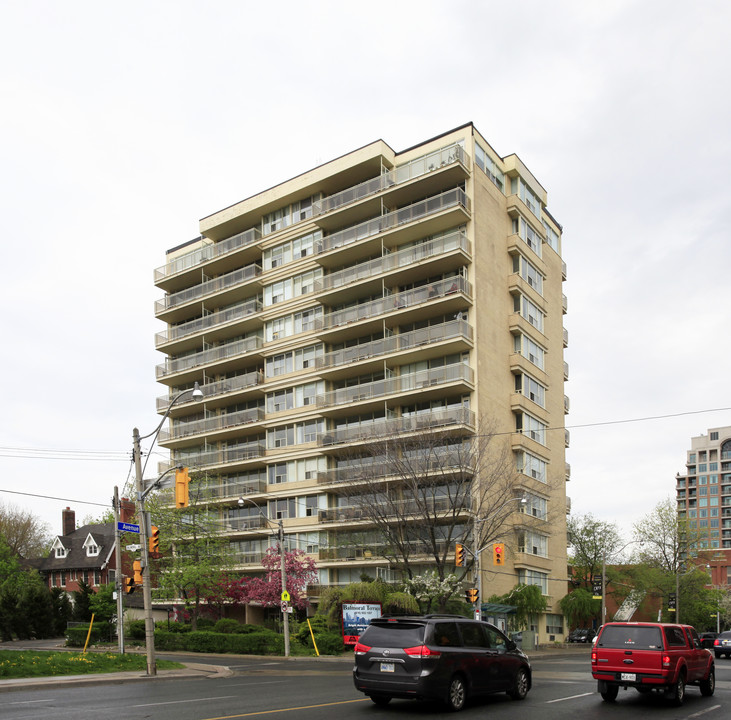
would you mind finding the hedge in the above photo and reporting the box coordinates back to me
[65,621,112,647]
[154,629,284,655]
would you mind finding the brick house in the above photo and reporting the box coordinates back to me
[39,508,117,594]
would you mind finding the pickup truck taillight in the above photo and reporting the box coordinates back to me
[662,654,671,667]
[591,649,597,664]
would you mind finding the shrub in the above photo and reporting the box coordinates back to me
[311,631,346,655]
[126,619,146,641]
[65,621,112,647]
[153,628,284,655]
[213,619,241,634]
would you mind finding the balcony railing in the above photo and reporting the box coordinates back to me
[318,407,474,447]
[155,263,262,315]
[168,441,267,471]
[317,454,472,485]
[156,297,262,347]
[313,144,469,216]
[315,364,473,409]
[314,276,471,332]
[317,230,469,293]
[315,318,472,370]
[156,335,263,378]
[155,227,262,283]
[156,370,263,412]
[194,476,267,501]
[159,406,266,442]
[319,496,457,523]
[221,516,269,532]
[318,187,470,255]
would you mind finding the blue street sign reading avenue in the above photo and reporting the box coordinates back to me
[117,522,140,533]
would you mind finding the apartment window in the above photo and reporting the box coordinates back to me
[474,142,505,191]
[294,307,321,333]
[518,530,548,557]
[268,497,296,520]
[511,215,542,258]
[542,220,560,253]
[264,279,292,306]
[295,344,323,370]
[689,453,696,463]
[267,352,294,377]
[545,614,563,635]
[514,294,544,333]
[522,493,547,520]
[711,431,719,440]
[295,381,322,407]
[515,373,546,408]
[303,495,320,517]
[699,464,707,472]
[710,462,718,471]
[511,177,542,220]
[293,269,322,296]
[516,412,547,445]
[268,463,288,484]
[267,389,294,413]
[263,231,322,270]
[519,451,547,483]
[512,254,544,295]
[518,569,547,594]
[514,333,545,370]
[267,419,323,449]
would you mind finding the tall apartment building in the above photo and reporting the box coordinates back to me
[676,426,731,549]
[153,123,569,636]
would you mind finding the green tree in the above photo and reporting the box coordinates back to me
[488,584,546,631]
[0,502,52,559]
[559,588,599,629]
[147,476,234,630]
[51,587,73,636]
[567,513,623,590]
[89,583,116,623]
[72,580,94,622]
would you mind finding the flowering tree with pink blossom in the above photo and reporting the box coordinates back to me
[232,547,318,611]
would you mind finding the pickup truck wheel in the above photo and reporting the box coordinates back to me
[700,668,715,697]
[667,673,685,706]
[600,684,618,702]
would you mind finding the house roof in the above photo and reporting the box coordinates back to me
[39,523,116,573]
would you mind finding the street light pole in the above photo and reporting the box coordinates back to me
[132,382,203,677]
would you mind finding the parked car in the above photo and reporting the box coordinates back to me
[714,630,731,658]
[353,615,531,711]
[591,622,715,705]
[700,632,718,649]
[568,628,596,643]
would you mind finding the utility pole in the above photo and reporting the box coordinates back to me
[133,427,156,676]
[279,519,290,657]
[113,486,124,654]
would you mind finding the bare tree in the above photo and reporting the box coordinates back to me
[330,420,537,582]
[567,513,623,589]
[0,501,52,559]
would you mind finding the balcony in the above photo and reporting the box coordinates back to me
[315,364,474,412]
[315,276,472,335]
[159,406,266,445]
[156,370,263,414]
[155,297,262,350]
[563,361,569,381]
[315,318,472,374]
[565,463,571,481]
[165,441,267,472]
[563,327,568,347]
[155,263,263,321]
[154,227,262,288]
[318,407,475,447]
[155,334,264,381]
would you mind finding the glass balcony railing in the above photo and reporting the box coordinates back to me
[318,187,470,255]
[155,297,262,347]
[159,406,266,443]
[318,407,474,447]
[168,441,267,471]
[156,370,263,412]
[315,364,473,409]
[315,318,472,370]
[194,476,267,501]
[155,227,262,283]
[156,335,263,378]
[314,276,471,332]
[317,230,469,293]
[155,263,262,315]
[313,144,468,216]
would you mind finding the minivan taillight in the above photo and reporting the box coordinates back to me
[354,641,371,655]
[403,645,442,658]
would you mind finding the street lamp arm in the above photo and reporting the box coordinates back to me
[138,383,204,441]
[139,464,182,502]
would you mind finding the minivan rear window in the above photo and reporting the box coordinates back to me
[598,625,663,650]
[360,623,426,648]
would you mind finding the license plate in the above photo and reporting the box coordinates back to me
[620,673,636,682]
[380,662,395,673]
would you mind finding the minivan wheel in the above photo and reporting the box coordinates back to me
[508,667,529,700]
[446,674,467,711]
[370,695,391,706]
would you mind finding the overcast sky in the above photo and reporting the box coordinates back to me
[1,0,729,544]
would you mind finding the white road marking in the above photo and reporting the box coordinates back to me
[687,706,722,718]
[133,695,236,708]
[546,692,594,703]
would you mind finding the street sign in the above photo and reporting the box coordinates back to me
[281,591,290,602]
[118,522,140,533]
[281,601,289,613]
[125,544,142,551]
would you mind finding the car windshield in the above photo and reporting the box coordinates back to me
[598,625,663,650]
[361,622,426,648]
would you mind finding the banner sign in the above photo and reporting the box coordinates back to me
[342,603,382,645]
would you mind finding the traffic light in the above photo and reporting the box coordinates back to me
[465,588,478,604]
[133,560,143,585]
[124,577,136,594]
[149,525,160,555]
[175,467,190,508]
[493,543,505,566]
[455,543,466,567]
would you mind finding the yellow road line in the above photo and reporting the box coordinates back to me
[203,697,369,719]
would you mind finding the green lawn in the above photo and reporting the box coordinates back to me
[0,650,183,679]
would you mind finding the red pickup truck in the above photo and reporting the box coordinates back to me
[591,622,715,705]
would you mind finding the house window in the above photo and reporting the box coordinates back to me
[517,569,547,594]
[61,572,67,586]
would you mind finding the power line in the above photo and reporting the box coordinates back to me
[0,488,110,508]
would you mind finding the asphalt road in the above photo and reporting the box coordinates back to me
[3,649,731,720]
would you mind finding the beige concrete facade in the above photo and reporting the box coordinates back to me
[154,123,569,641]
